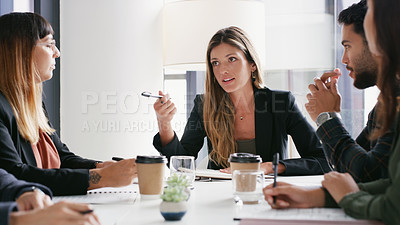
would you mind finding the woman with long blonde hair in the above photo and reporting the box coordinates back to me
[153,26,329,175]
[0,12,136,196]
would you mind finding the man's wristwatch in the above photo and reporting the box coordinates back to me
[316,112,341,127]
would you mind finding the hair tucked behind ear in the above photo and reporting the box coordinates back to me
[0,12,55,144]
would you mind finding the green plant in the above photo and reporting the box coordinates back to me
[161,173,190,202]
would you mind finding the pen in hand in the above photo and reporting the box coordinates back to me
[80,209,94,215]
[112,157,124,161]
[141,91,163,99]
[272,152,279,205]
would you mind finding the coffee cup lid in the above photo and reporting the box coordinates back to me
[136,155,167,164]
[228,153,262,163]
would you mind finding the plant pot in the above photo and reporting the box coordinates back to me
[160,201,188,221]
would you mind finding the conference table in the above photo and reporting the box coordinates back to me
[54,175,382,225]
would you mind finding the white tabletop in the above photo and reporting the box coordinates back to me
[58,175,373,225]
[119,181,239,225]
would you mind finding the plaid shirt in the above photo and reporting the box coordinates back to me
[316,106,392,182]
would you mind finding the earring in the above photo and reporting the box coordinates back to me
[251,71,256,82]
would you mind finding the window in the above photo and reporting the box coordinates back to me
[164,70,187,139]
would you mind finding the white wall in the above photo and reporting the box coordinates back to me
[60,0,164,160]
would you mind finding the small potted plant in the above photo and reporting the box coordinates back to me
[160,173,190,221]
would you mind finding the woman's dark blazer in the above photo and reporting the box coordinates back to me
[0,168,52,224]
[0,93,97,196]
[154,88,331,175]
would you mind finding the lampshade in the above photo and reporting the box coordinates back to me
[264,0,334,70]
[163,0,265,71]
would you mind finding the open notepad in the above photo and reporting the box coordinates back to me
[53,185,138,204]
[195,169,232,179]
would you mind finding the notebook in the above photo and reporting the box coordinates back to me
[53,185,138,204]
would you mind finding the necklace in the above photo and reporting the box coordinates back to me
[237,107,253,121]
[234,97,255,121]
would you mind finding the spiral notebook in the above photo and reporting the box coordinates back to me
[53,185,138,204]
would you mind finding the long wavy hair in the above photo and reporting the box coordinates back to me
[369,0,400,139]
[203,26,263,167]
[0,12,55,144]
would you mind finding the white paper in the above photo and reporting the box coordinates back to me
[195,169,232,179]
[234,202,356,221]
[53,185,138,204]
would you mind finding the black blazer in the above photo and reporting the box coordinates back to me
[153,88,331,175]
[0,93,97,196]
[0,168,52,223]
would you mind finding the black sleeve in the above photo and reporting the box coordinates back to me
[153,95,207,161]
[0,118,90,196]
[280,92,331,175]
[322,187,340,208]
[0,202,17,225]
[0,169,52,201]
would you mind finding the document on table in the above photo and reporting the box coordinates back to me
[234,202,379,223]
[239,218,383,225]
[195,169,274,180]
[196,169,232,179]
[53,185,138,204]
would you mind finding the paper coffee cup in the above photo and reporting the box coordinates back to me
[228,153,261,173]
[136,155,167,199]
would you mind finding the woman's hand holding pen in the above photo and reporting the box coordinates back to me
[153,91,176,146]
[263,182,325,209]
[154,91,176,123]
[16,188,52,211]
[95,161,116,168]
[10,201,100,225]
[89,158,137,189]
[100,158,137,187]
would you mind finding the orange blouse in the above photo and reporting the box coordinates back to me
[31,131,61,169]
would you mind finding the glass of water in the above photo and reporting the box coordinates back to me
[232,170,264,205]
[169,156,196,187]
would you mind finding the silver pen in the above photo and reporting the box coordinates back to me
[141,91,163,99]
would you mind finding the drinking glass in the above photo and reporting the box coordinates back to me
[169,156,196,186]
[232,170,264,204]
